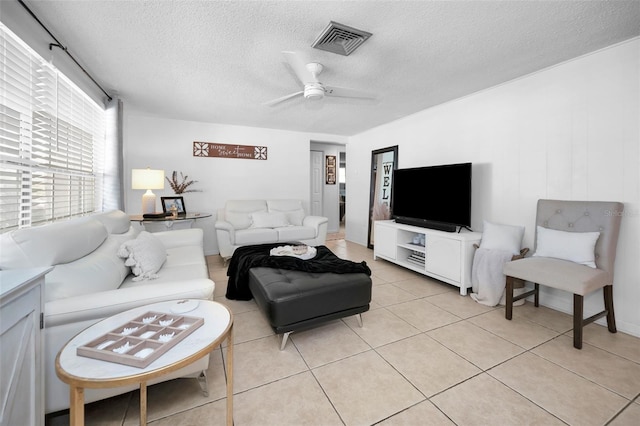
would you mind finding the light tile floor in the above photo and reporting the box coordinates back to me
[47,239,640,426]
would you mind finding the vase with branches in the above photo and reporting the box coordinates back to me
[166,171,201,194]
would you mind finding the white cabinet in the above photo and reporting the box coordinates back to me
[0,267,51,426]
[426,237,462,283]
[373,221,398,259]
[373,220,481,295]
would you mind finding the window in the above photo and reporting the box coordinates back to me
[0,23,106,232]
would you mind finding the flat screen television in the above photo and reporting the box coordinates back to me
[391,162,472,232]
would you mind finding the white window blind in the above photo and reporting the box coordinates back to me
[0,23,105,231]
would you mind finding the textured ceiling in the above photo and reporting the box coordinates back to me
[20,0,640,136]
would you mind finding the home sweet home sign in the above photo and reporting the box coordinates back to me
[193,142,267,160]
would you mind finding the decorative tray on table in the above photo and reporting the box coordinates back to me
[76,311,204,368]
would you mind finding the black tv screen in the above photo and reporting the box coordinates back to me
[391,162,472,232]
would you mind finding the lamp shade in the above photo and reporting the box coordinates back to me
[132,168,165,190]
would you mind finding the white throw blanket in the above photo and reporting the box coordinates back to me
[470,248,514,307]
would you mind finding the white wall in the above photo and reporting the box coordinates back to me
[123,113,346,254]
[347,38,640,337]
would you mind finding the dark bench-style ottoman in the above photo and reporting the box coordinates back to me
[249,267,372,349]
[225,242,372,350]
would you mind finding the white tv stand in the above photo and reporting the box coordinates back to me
[373,220,481,295]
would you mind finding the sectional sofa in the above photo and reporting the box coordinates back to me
[0,210,215,413]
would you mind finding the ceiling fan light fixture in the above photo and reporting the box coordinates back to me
[304,84,325,100]
[305,62,324,78]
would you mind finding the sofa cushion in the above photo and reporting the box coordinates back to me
[250,211,290,228]
[90,210,132,234]
[276,225,315,241]
[117,231,167,281]
[235,228,278,245]
[50,276,215,327]
[44,232,132,302]
[225,200,267,230]
[153,228,202,250]
[121,245,209,288]
[162,245,207,268]
[0,218,108,269]
[267,199,305,226]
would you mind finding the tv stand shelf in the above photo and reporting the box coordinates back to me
[373,220,481,295]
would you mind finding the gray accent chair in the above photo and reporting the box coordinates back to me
[503,199,624,349]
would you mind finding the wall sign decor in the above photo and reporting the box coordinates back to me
[325,155,336,185]
[193,142,268,160]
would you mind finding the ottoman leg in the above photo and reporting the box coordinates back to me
[280,331,292,351]
[356,313,363,327]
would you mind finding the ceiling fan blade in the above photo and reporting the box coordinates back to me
[324,85,376,100]
[263,91,304,106]
[282,51,318,84]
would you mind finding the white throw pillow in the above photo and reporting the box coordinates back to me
[479,220,525,255]
[267,200,306,226]
[284,208,305,226]
[117,231,167,281]
[250,211,290,228]
[533,226,600,268]
[270,208,305,226]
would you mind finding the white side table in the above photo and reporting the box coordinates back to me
[0,267,51,426]
[55,300,233,426]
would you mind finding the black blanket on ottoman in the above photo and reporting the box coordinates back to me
[226,242,371,300]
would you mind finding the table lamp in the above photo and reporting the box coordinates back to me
[132,168,165,214]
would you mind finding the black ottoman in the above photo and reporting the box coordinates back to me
[248,267,372,349]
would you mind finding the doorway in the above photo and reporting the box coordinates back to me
[310,150,323,217]
[309,142,346,235]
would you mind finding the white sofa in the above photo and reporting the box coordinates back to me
[215,199,328,258]
[0,210,215,414]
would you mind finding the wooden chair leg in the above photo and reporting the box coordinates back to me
[573,294,584,349]
[505,276,514,320]
[533,283,539,307]
[604,285,617,333]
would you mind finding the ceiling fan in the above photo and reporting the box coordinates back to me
[264,51,376,106]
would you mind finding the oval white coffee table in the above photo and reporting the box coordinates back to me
[55,300,233,426]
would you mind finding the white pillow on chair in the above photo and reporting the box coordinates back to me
[479,221,525,255]
[533,226,600,268]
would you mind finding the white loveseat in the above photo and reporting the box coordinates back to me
[215,199,328,259]
[0,210,215,414]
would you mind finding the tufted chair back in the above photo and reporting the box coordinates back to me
[535,199,624,276]
[504,198,624,349]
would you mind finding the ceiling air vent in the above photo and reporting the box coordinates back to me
[312,21,372,56]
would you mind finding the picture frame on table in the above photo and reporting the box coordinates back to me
[161,196,186,216]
